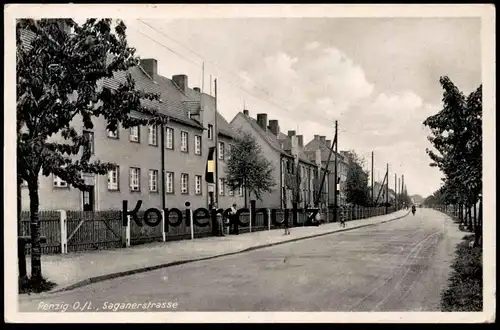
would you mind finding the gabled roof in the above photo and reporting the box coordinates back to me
[101,66,203,129]
[215,114,238,139]
[235,113,293,157]
[234,113,317,167]
[304,138,347,163]
[19,28,36,51]
[182,90,237,139]
[277,136,316,166]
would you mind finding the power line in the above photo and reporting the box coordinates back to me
[138,19,206,61]
[136,20,332,122]
[136,30,202,68]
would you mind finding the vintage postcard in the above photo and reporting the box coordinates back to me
[4,3,495,323]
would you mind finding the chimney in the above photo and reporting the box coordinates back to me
[141,58,158,79]
[314,135,320,140]
[257,113,268,131]
[319,136,326,144]
[193,87,200,93]
[243,109,249,116]
[297,135,304,148]
[172,74,188,93]
[326,139,332,148]
[269,120,279,136]
[288,130,296,138]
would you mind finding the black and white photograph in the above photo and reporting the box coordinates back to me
[4,4,495,323]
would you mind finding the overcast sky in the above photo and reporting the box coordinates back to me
[120,17,481,198]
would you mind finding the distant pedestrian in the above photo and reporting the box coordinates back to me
[230,203,239,235]
[284,215,290,235]
[339,206,346,228]
[212,203,225,237]
[315,207,322,226]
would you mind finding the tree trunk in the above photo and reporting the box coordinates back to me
[18,181,22,236]
[243,177,248,209]
[459,204,463,223]
[477,197,483,247]
[473,202,477,228]
[28,179,42,281]
[17,179,27,279]
[468,206,473,231]
[244,187,248,209]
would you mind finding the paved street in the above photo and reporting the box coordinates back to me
[19,209,464,312]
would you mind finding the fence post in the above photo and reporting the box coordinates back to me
[162,210,166,242]
[190,209,194,240]
[123,212,131,248]
[249,208,252,233]
[267,209,271,231]
[59,210,67,254]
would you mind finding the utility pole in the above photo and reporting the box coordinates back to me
[214,78,219,206]
[398,177,401,210]
[201,62,205,94]
[333,121,338,223]
[371,151,374,205]
[385,163,389,214]
[401,174,405,208]
[394,173,397,211]
[315,121,337,215]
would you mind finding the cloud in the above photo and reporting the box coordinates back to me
[239,47,374,123]
[305,41,320,50]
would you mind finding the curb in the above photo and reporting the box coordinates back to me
[23,211,410,297]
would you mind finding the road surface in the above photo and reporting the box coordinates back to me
[19,209,464,312]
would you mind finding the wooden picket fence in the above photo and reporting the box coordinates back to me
[20,206,399,255]
[20,211,61,254]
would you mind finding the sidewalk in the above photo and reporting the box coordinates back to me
[22,209,409,295]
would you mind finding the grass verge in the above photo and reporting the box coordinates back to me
[19,276,57,294]
[440,234,483,311]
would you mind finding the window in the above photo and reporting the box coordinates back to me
[53,175,68,188]
[130,126,140,142]
[129,167,140,192]
[149,170,158,192]
[180,131,188,152]
[218,141,225,160]
[219,178,225,196]
[83,131,94,155]
[195,135,202,155]
[148,125,157,146]
[181,173,189,194]
[195,175,202,195]
[108,128,119,138]
[107,166,119,191]
[166,172,174,194]
[227,144,233,160]
[208,124,213,140]
[238,186,244,197]
[166,127,174,149]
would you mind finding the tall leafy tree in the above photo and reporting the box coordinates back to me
[17,18,167,286]
[225,132,276,207]
[344,151,370,206]
[423,76,482,235]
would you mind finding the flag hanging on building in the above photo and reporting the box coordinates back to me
[205,146,216,183]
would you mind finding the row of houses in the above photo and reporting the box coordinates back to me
[19,23,362,212]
